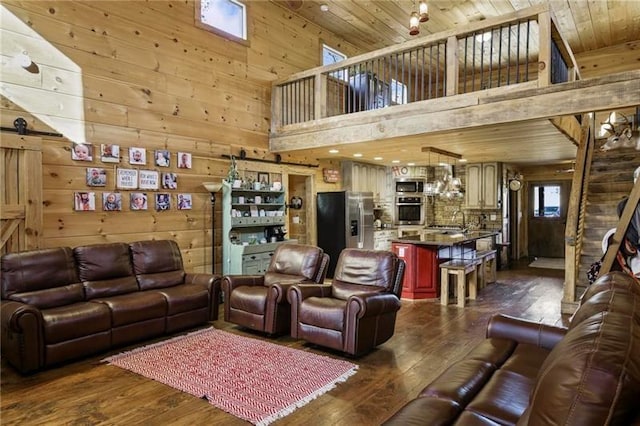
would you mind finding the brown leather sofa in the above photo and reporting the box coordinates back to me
[384,270,640,425]
[288,248,405,356]
[222,243,329,335]
[1,239,220,374]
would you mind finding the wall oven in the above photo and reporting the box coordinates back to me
[395,178,424,195]
[395,196,425,225]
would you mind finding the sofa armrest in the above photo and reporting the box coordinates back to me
[487,314,567,350]
[287,284,332,339]
[1,300,44,373]
[349,293,401,318]
[185,273,221,321]
[221,275,265,295]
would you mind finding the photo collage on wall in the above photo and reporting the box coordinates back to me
[71,142,193,212]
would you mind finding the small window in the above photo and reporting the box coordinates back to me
[197,0,247,42]
[390,78,407,105]
[533,185,561,217]
[323,44,347,81]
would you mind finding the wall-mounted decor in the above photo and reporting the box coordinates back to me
[139,170,159,190]
[103,192,122,211]
[177,193,192,210]
[74,191,95,211]
[129,147,146,165]
[155,193,171,211]
[155,150,170,167]
[290,196,303,209]
[101,144,120,163]
[177,152,192,169]
[258,172,270,189]
[162,172,177,189]
[86,168,106,186]
[323,168,340,183]
[130,192,148,211]
[116,168,138,189]
[71,143,93,162]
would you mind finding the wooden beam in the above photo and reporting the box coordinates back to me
[421,147,462,159]
[0,134,42,151]
[537,11,552,88]
[0,205,25,220]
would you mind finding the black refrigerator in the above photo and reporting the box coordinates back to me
[316,191,374,278]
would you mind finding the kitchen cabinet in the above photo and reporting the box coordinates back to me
[392,243,440,299]
[374,229,398,251]
[465,162,502,209]
[342,161,390,202]
[222,181,294,275]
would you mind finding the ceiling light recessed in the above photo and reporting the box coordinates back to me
[458,158,468,163]
[408,162,415,166]
[392,160,400,164]
[374,156,383,160]
[353,153,363,157]
[320,4,329,12]
[329,149,339,154]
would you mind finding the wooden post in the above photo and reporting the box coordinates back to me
[537,11,552,88]
[270,84,283,130]
[315,73,327,120]
[446,35,459,97]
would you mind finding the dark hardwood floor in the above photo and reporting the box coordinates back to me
[1,262,569,425]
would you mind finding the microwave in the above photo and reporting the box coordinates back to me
[395,179,425,194]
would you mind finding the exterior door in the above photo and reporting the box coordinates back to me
[527,181,570,258]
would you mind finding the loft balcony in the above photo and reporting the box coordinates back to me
[269,4,640,164]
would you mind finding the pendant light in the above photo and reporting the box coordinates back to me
[419,1,429,22]
[409,11,420,36]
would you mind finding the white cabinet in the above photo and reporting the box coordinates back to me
[342,161,390,202]
[465,162,502,209]
[374,229,398,251]
[222,181,294,275]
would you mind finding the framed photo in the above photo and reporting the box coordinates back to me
[129,147,146,165]
[102,192,122,211]
[139,170,159,190]
[71,143,93,162]
[74,191,95,211]
[154,150,170,167]
[177,152,192,169]
[155,193,171,211]
[116,168,138,189]
[161,172,177,189]
[101,144,120,163]
[257,172,270,189]
[130,192,148,211]
[177,193,192,210]
[86,168,106,187]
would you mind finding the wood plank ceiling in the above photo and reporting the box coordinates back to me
[272,0,640,166]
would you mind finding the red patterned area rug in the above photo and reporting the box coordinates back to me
[103,328,358,425]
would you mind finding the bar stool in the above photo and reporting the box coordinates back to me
[439,259,478,308]
[476,249,497,289]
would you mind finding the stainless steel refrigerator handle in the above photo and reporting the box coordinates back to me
[358,201,364,248]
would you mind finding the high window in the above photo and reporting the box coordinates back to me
[322,44,347,81]
[197,0,247,42]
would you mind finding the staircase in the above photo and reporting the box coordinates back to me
[575,141,639,297]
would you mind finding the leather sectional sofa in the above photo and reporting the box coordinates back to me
[1,240,220,374]
[384,270,640,425]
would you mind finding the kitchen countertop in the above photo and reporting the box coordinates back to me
[392,230,499,247]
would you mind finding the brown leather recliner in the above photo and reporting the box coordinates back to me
[288,248,405,356]
[222,243,329,335]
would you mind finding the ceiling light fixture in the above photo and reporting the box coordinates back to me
[410,1,429,36]
[320,4,329,12]
[374,156,383,160]
[353,153,363,157]
[329,149,339,154]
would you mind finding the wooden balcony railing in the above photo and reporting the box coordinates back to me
[271,4,579,130]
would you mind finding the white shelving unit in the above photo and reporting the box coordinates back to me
[222,181,295,275]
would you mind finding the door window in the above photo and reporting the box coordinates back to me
[533,185,561,217]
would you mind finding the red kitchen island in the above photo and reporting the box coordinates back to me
[391,230,499,300]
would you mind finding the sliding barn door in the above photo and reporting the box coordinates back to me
[1,133,43,254]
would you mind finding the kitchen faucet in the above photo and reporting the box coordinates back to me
[452,209,466,231]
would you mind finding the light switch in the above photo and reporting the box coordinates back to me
[490,214,497,220]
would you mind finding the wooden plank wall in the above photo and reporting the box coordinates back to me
[0,0,360,272]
